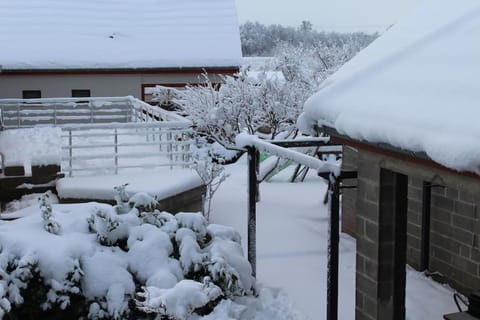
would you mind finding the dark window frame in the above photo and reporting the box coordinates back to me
[71,89,91,98]
[22,90,41,99]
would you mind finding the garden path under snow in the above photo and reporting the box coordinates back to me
[210,157,459,319]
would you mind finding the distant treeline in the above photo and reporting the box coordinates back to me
[240,21,378,56]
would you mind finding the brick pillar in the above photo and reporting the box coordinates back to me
[355,165,407,320]
[342,146,358,236]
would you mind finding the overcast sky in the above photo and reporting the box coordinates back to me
[236,0,421,33]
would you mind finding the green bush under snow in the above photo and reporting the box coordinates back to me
[0,193,255,319]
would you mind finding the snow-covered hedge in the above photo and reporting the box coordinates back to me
[0,193,254,319]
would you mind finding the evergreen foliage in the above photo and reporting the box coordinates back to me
[0,192,254,319]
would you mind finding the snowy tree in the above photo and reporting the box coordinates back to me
[193,140,229,221]
[170,72,261,150]
[240,20,377,57]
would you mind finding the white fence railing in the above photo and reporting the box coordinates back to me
[0,96,194,177]
[61,122,195,177]
[0,96,190,129]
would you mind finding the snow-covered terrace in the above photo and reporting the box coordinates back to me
[0,97,203,205]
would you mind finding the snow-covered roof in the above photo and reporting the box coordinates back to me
[0,0,242,70]
[299,0,480,173]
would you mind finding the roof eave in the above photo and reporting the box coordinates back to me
[0,66,240,76]
[322,125,431,161]
[321,125,480,180]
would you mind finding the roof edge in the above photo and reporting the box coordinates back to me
[0,66,240,76]
[322,126,480,180]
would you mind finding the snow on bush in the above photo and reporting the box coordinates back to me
[0,193,255,319]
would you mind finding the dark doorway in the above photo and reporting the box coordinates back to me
[378,169,408,320]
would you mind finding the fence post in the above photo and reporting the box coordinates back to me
[159,128,163,152]
[167,131,173,169]
[54,104,57,126]
[114,128,118,174]
[247,146,258,277]
[17,104,21,128]
[0,152,5,176]
[68,130,73,177]
[184,140,190,168]
[174,133,179,163]
[0,105,4,130]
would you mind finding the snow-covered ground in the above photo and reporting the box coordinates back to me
[1,154,461,319]
[211,157,459,319]
[57,169,202,201]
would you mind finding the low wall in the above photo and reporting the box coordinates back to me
[59,185,206,214]
[0,164,62,202]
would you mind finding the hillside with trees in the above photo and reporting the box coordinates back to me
[240,21,377,57]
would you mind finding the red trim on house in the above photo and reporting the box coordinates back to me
[0,67,239,76]
[331,136,480,181]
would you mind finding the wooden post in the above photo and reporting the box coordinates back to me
[247,146,258,277]
[327,173,340,320]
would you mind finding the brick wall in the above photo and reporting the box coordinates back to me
[354,151,381,320]
[429,185,480,293]
[341,146,358,236]
[347,147,480,319]
[406,177,422,270]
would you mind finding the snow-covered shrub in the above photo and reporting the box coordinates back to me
[39,193,61,235]
[87,208,129,248]
[136,277,223,319]
[113,183,130,214]
[41,258,87,317]
[0,193,255,319]
[127,192,159,212]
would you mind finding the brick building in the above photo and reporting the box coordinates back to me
[298,0,480,319]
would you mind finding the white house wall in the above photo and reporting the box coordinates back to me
[0,72,225,99]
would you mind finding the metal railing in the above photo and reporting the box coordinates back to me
[61,122,194,177]
[0,96,190,129]
[0,96,194,177]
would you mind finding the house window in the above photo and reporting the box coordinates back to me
[22,90,41,99]
[71,89,91,98]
